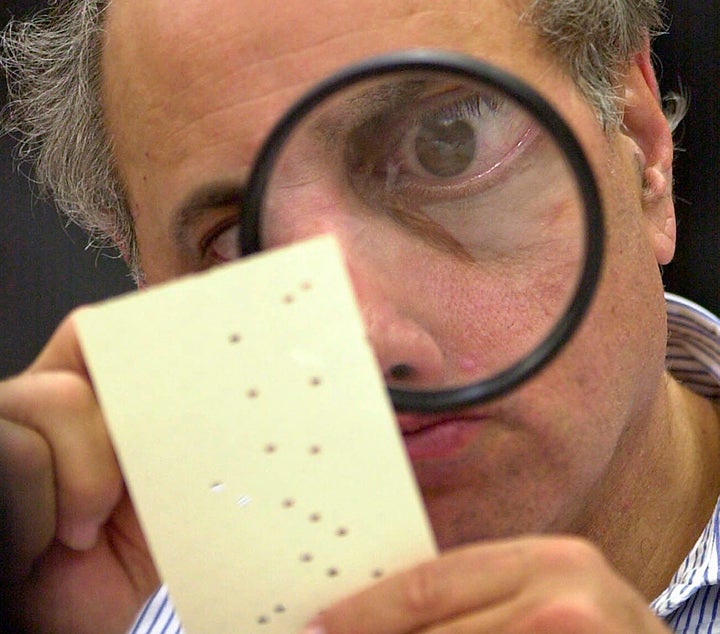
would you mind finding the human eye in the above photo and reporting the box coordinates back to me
[201,219,240,264]
[345,86,535,206]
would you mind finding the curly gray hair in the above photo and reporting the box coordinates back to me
[0,0,667,279]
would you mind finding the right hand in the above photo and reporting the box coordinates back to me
[0,310,160,633]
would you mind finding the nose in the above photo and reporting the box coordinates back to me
[263,209,448,389]
[346,255,447,388]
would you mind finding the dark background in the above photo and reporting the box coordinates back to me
[0,0,134,379]
[1,0,718,379]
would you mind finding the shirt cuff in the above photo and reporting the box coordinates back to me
[128,585,183,634]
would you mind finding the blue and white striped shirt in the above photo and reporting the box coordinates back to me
[130,293,720,633]
[650,294,720,631]
[129,585,182,634]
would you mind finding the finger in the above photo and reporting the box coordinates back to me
[418,597,530,634]
[310,539,528,634]
[0,372,123,552]
[28,309,90,378]
[418,570,670,634]
[0,417,55,581]
[312,537,670,634]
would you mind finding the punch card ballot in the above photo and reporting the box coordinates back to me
[76,235,437,633]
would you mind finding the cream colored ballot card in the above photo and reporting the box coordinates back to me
[76,235,437,633]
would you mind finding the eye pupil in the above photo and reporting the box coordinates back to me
[414,118,476,178]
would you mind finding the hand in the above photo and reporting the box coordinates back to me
[304,536,671,634]
[0,310,159,633]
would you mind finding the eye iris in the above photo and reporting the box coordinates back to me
[414,117,476,178]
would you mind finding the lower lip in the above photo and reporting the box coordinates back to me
[402,420,483,461]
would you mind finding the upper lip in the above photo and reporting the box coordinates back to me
[396,409,492,435]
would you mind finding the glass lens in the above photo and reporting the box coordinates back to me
[245,63,599,410]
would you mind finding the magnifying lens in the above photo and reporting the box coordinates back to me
[240,51,604,412]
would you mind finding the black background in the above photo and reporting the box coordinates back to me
[1,0,718,379]
[1,0,133,379]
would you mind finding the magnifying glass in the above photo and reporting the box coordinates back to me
[240,50,604,412]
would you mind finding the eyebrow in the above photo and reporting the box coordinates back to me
[168,83,428,246]
[312,80,427,142]
[172,181,246,247]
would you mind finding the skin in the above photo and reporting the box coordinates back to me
[0,0,719,631]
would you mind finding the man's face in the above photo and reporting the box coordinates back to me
[102,0,672,548]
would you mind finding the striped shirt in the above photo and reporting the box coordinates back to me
[130,293,720,633]
[650,294,720,631]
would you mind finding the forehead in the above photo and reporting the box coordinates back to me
[100,0,576,284]
[102,0,540,153]
[105,0,529,68]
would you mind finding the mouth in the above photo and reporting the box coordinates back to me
[397,412,488,461]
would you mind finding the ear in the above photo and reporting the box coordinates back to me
[621,37,676,265]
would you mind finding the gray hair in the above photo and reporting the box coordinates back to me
[1,0,139,277]
[0,0,668,279]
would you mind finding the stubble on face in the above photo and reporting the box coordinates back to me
[100,0,674,551]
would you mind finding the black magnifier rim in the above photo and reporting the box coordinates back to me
[240,49,604,412]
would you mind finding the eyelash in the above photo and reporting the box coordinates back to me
[200,216,240,263]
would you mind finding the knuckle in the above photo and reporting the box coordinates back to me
[48,371,96,413]
[0,369,96,428]
[0,423,56,580]
[519,595,605,634]
[60,467,116,517]
[399,560,445,615]
[531,535,605,574]
[0,420,52,482]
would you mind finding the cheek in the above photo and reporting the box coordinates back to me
[499,248,668,498]
[592,148,669,384]
[421,367,625,545]
[415,242,582,384]
[530,135,670,430]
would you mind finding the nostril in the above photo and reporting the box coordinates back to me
[388,364,415,381]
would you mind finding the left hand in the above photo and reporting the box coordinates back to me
[302,535,670,633]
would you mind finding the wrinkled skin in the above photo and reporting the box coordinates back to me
[1,0,719,632]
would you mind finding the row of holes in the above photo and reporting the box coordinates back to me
[229,281,318,403]
[255,569,385,625]
[229,283,315,346]
[284,280,314,305]
[222,280,384,628]
[205,443,322,484]
[208,487,346,532]
[244,376,323,400]
[265,443,322,454]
